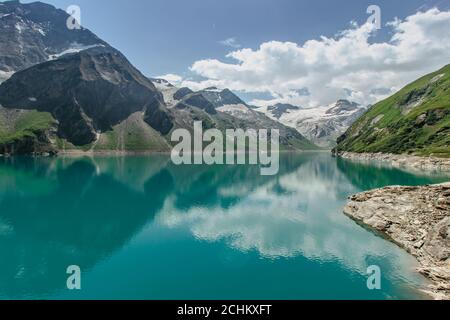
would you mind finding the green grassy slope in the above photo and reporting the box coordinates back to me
[335,64,450,158]
[0,108,56,145]
[93,112,171,152]
[54,112,171,153]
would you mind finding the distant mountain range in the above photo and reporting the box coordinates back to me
[257,100,367,148]
[152,80,317,150]
[334,64,450,157]
[0,0,316,154]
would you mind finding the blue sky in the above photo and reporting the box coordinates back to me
[12,0,450,106]
[17,0,450,76]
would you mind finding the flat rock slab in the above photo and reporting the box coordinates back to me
[344,183,450,300]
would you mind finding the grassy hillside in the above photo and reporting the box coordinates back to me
[93,112,171,152]
[0,107,56,146]
[335,64,450,158]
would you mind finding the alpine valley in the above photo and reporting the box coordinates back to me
[0,0,316,154]
[0,0,450,302]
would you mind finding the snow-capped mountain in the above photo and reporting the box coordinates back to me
[257,100,367,148]
[198,87,255,118]
[0,0,107,82]
[200,87,246,107]
[152,82,248,111]
[150,79,318,150]
[152,81,260,120]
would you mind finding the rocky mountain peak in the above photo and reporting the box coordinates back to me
[173,87,193,100]
[200,87,246,108]
[150,78,174,87]
[175,92,217,115]
[0,46,172,146]
[326,99,360,115]
[267,103,301,119]
[0,0,107,74]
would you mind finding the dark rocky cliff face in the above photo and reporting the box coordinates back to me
[144,95,174,135]
[173,87,193,101]
[176,93,217,115]
[0,47,173,146]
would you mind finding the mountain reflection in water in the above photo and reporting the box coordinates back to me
[0,153,446,299]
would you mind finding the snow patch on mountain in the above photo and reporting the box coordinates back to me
[35,26,46,36]
[151,78,180,107]
[150,79,249,115]
[216,104,252,117]
[257,100,367,148]
[0,70,14,84]
[203,87,222,93]
[48,43,105,60]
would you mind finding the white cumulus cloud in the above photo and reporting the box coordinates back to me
[168,9,450,107]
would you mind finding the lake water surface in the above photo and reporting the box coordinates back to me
[0,152,448,300]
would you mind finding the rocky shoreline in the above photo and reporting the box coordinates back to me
[336,151,450,173]
[344,183,450,300]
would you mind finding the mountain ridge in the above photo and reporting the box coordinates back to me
[151,79,318,151]
[334,64,450,158]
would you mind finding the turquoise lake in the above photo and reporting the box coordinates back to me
[0,152,448,300]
